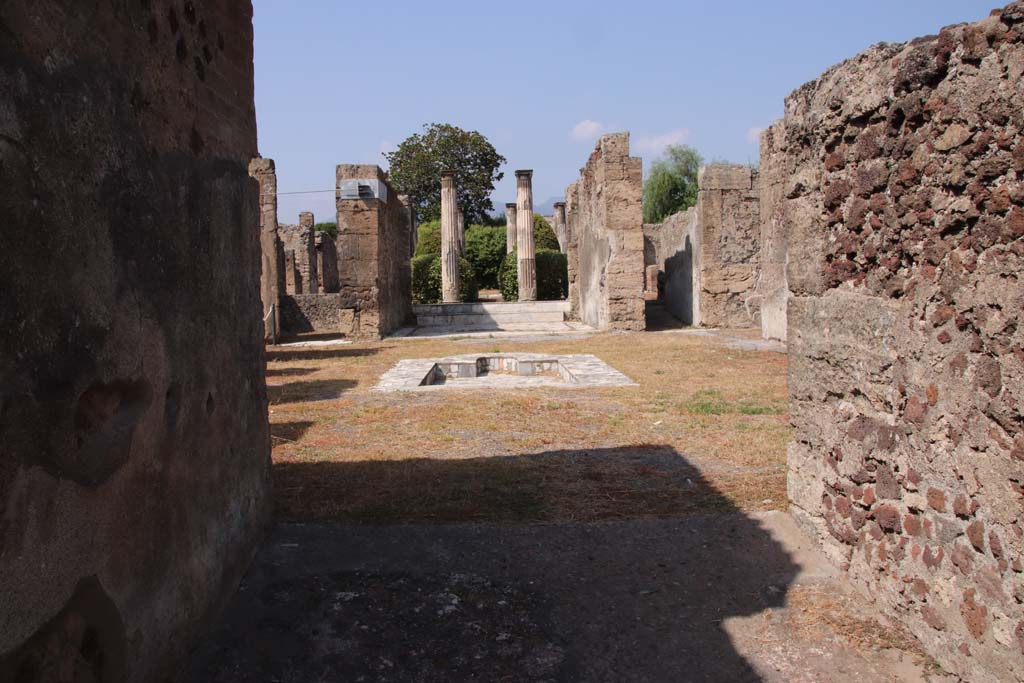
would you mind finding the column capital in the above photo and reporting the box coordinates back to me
[515,169,533,178]
[505,202,517,209]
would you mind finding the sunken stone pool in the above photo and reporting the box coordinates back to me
[374,353,635,392]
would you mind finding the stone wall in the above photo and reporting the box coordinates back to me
[783,5,1024,681]
[278,221,317,295]
[644,208,700,323]
[694,165,761,328]
[280,294,353,334]
[758,123,789,341]
[335,165,413,339]
[568,133,645,331]
[249,157,281,341]
[316,231,340,293]
[0,2,271,681]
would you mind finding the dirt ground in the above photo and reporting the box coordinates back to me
[186,329,950,682]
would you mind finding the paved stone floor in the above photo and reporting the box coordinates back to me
[186,513,942,682]
[375,353,636,392]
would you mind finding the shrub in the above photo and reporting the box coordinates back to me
[464,225,506,289]
[412,254,478,303]
[413,219,441,257]
[533,214,560,251]
[498,249,568,302]
[411,254,440,303]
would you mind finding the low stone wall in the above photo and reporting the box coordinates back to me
[280,294,355,335]
[0,2,271,680]
[567,133,645,331]
[782,5,1024,681]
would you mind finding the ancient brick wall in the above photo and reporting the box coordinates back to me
[644,208,700,324]
[564,181,582,320]
[0,2,270,681]
[280,294,352,334]
[783,5,1024,681]
[694,165,761,328]
[335,164,413,339]
[757,123,790,341]
[568,133,645,330]
[278,221,318,295]
[249,157,281,340]
[316,231,340,293]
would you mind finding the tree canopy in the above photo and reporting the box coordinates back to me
[385,123,506,224]
[642,144,703,224]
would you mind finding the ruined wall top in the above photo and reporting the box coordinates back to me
[698,164,754,191]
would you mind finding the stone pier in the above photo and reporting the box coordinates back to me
[440,172,460,303]
[249,157,281,341]
[553,201,567,252]
[515,170,536,301]
[299,211,314,229]
[505,202,518,253]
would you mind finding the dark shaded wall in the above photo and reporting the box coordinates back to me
[0,2,271,681]
[782,4,1024,681]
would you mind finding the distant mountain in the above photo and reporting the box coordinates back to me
[533,196,561,216]
[490,196,560,218]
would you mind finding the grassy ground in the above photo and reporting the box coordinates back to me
[266,329,791,524]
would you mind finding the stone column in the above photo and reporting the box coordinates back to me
[456,208,465,257]
[553,202,567,252]
[248,157,281,342]
[515,170,536,301]
[299,211,314,229]
[505,202,518,254]
[440,172,460,302]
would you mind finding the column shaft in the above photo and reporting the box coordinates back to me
[505,203,518,254]
[515,170,536,301]
[440,174,460,302]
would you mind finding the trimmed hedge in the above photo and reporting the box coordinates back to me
[533,214,560,251]
[498,249,568,302]
[413,220,441,257]
[411,253,478,304]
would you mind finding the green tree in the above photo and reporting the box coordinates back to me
[643,144,702,223]
[385,123,506,224]
[313,222,337,238]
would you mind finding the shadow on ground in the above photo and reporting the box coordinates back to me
[267,379,357,404]
[186,446,802,682]
[266,346,385,362]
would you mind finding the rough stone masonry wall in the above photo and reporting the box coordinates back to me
[644,208,700,324]
[278,222,318,294]
[569,133,645,330]
[0,2,271,681]
[694,165,761,328]
[758,122,790,341]
[335,164,413,339]
[783,5,1024,681]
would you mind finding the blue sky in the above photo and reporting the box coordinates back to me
[254,0,998,221]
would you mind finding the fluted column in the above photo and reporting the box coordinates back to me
[515,170,536,301]
[456,208,465,257]
[553,202,567,253]
[440,172,460,302]
[505,202,518,253]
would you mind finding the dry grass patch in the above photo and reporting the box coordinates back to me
[267,330,791,524]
